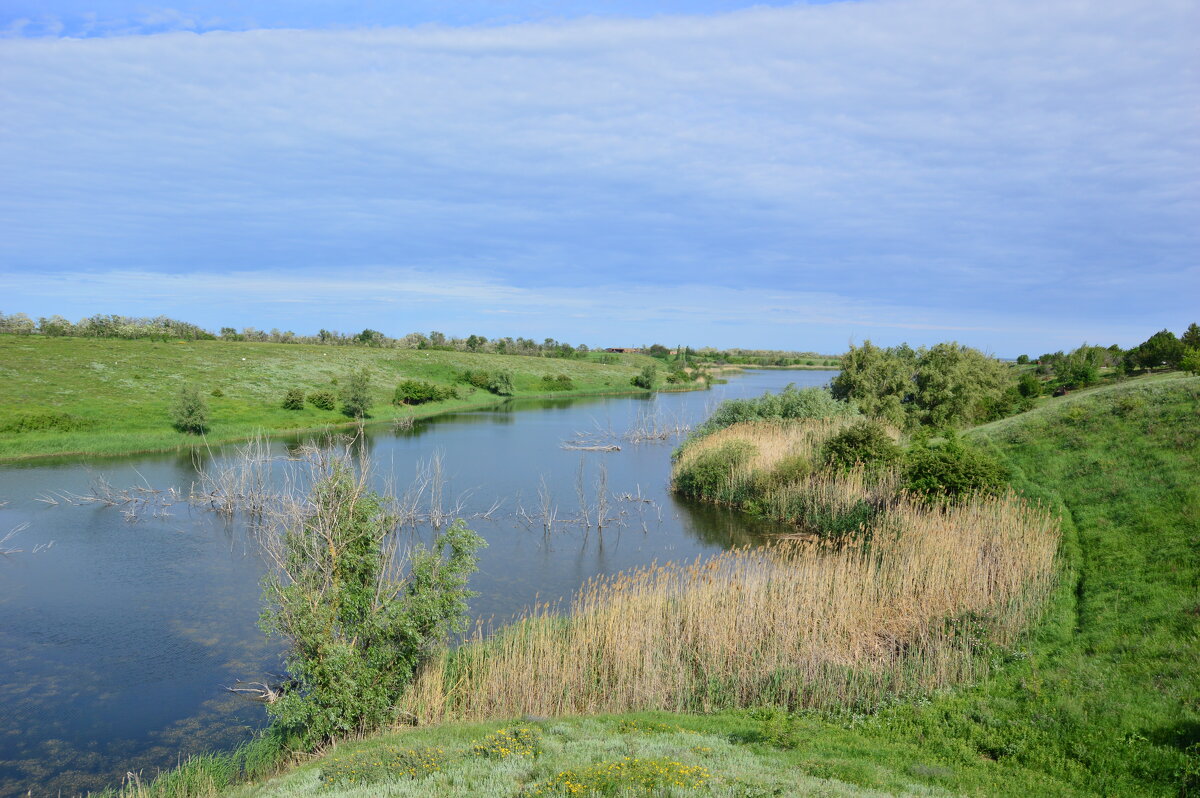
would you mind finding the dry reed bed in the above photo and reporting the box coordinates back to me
[398,493,1059,724]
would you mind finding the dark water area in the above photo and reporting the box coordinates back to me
[0,369,833,796]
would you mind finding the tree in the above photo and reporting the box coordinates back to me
[829,341,914,428]
[1130,329,1184,371]
[340,370,372,418]
[260,459,485,747]
[631,365,657,390]
[172,385,209,434]
[1181,322,1200,350]
[1182,347,1200,377]
[1016,354,1030,365]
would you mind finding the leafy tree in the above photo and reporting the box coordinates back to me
[1129,329,1184,371]
[902,436,1009,504]
[172,385,209,434]
[911,342,1014,428]
[631,365,658,390]
[261,462,485,747]
[1182,348,1200,377]
[340,370,372,418]
[1017,372,1043,398]
[1016,354,1030,365]
[1181,322,1200,350]
[830,341,914,428]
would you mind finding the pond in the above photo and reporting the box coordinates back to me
[0,369,834,796]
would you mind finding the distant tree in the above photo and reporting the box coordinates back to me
[1016,354,1030,365]
[356,329,385,347]
[1130,329,1184,371]
[340,370,372,418]
[631,365,658,390]
[172,385,209,434]
[1182,348,1200,377]
[429,331,447,348]
[1181,322,1200,350]
[465,334,486,352]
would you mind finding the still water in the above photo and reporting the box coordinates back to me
[0,369,833,796]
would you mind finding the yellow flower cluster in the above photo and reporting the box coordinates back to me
[320,744,444,786]
[471,726,543,759]
[525,756,711,796]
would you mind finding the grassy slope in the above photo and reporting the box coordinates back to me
[0,336,674,460]
[144,374,1200,798]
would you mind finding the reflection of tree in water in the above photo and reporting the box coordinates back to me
[671,494,785,549]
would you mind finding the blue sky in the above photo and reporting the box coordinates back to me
[2,0,1196,355]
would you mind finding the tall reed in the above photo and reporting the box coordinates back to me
[397,492,1058,723]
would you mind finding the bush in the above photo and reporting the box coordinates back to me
[460,369,514,396]
[308,389,336,411]
[770,454,812,485]
[631,365,657,390]
[261,463,485,747]
[0,411,92,434]
[674,440,756,500]
[902,436,1009,503]
[282,388,305,410]
[821,420,902,473]
[210,387,224,398]
[540,374,575,392]
[171,385,209,434]
[1017,372,1043,398]
[393,379,456,405]
[340,369,372,418]
[693,385,856,439]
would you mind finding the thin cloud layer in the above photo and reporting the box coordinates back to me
[1,0,1196,352]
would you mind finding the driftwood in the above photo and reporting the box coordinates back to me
[561,443,621,451]
[223,676,297,704]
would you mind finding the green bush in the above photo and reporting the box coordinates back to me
[210,387,224,398]
[308,389,336,411]
[171,385,209,434]
[540,374,575,392]
[460,369,514,396]
[393,379,456,405]
[281,388,305,410]
[1017,372,1043,398]
[902,436,1009,503]
[631,365,657,390]
[674,440,756,500]
[769,454,812,485]
[261,463,485,747]
[0,411,92,434]
[340,369,372,418]
[821,420,902,473]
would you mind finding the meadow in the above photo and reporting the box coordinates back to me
[0,335,672,460]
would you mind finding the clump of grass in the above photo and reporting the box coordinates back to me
[470,726,543,760]
[0,410,92,434]
[616,719,690,735]
[524,756,711,796]
[319,744,444,788]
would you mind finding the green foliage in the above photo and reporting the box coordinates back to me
[1182,322,1200,350]
[210,387,224,397]
[320,744,444,788]
[631,364,658,389]
[261,463,485,747]
[673,441,756,499]
[833,340,1015,430]
[768,454,812,486]
[540,373,575,392]
[392,379,457,405]
[820,420,902,473]
[459,369,514,396]
[1181,347,1200,376]
[282,388,305,410]
[171,385,209,434]
[1016,354,1030,365]
[0,411,91,434]
[308,389,336,411]
[526,757,711,797]
[1016,372,1043,398]
[693,384,858,439]
[1128,328,1184,370]
[339,369,372,418]
[469,726,543,759]
[901,436,1008,503]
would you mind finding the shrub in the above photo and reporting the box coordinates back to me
[902,436,1009,503]
[340,369,372,418]
[470,726,543,759]
[1182,348,1200,377]
[693,385,857,439]
[540,374,575,391]
[281,388,305,410]
[393,379,456,405]
[308,389,336,411]
[261,463,485,747]
[460,369,514,396]
[171,385,209,434]
[210,387,224,398]
[0,411,92,434]
[631,365,657,390]
[674,440,756,500]
[768,454,812,485]
[1017,372,1043,398]
[821,420,902,473]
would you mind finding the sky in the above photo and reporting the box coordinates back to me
[1,0,1197,355]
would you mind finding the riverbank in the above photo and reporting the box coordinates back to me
[0,336,701,461]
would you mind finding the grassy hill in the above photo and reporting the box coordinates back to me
[0,335,672,460]
[110,374,1199,797]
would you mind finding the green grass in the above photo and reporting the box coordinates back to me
[107,373,1200,797]
[0,335,679,460]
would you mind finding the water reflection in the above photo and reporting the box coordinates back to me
[0,370,834,797]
